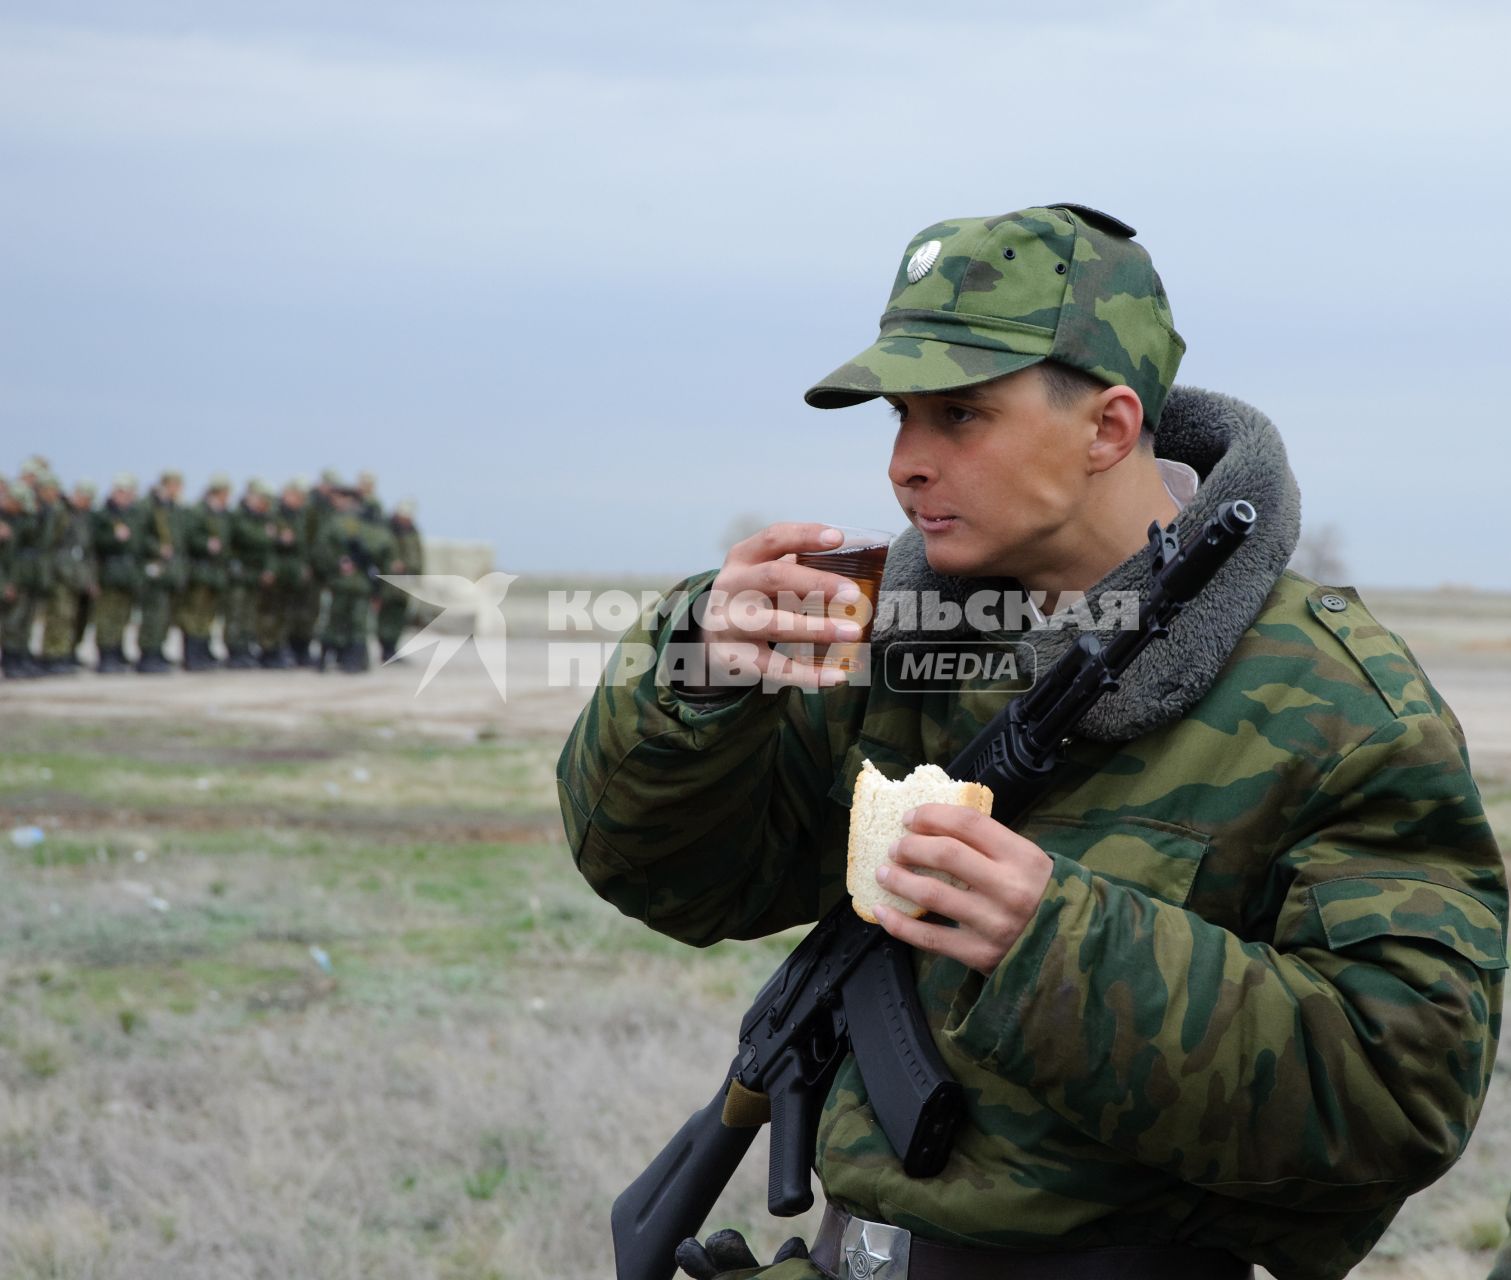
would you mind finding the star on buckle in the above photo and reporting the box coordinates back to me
[839,1215,911,1279]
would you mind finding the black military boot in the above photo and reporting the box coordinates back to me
[97,646,129,674]
[379,639,397,664]
[291,640,315,668]
[2,651,34,679]
[136,648,172,674]
[182,637,210,672]
[260,645,294,670]
[339,642,370,674]
[225,646,259,670]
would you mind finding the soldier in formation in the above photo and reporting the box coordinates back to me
[0,462,423,678]
[377,499,423,663]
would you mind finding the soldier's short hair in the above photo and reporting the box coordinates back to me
[1036,360,1153,446]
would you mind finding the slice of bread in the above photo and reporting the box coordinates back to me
[847,759,993,923]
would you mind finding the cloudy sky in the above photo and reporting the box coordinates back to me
[2,0,1508,586]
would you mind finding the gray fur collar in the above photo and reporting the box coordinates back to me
[872,385,1302,742]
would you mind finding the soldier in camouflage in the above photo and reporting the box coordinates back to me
[180,474,234,671]
[293,467,342,668]
[557,206,1506,1280]
[38,477,98,674]
[314,486,392,673]
[93,473,142,674]
[255,478,311,668]
[3,471,60,678]
[225,479,277,669]
[0,479,23,676]
[376,498,423,663]
[137,468,189,673]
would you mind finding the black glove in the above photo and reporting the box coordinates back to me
[675,1228,810,1278]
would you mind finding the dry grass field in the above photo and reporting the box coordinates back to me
[0,584,1507,1279]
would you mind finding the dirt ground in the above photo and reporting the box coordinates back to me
[3,585,1509,1279]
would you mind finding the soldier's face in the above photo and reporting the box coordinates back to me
[885,367,1099,582]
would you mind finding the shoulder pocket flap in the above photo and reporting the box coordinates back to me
[1305,587,1429,717]
[1311,877,1509,970]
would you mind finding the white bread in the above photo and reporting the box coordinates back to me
[847,759,993,923]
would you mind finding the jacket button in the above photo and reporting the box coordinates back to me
[1320,593,1348,612]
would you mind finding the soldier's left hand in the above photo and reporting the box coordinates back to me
[872,803,1053,975]
[676,1228,809,1278]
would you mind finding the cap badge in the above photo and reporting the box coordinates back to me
[906,239,942,284]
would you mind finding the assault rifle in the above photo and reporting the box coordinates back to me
[612,501,1257,1280]
[345,535,380,586]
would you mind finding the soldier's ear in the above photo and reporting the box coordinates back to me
[1085,385,1144,475]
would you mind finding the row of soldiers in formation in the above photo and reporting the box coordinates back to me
[0,456,424,678]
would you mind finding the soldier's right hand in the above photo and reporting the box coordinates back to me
[696,522,864,691]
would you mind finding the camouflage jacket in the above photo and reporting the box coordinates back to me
[229,503,279,583]
[93,500,144,592]
[557,387,1507,1280]
[379,520,423,604]
[271,501,310,590]
[186,501,233,591]
[52,503,97,593]
[141,494,189,592]
[315,511,393,597]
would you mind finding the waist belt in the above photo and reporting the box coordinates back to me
[811,1204,1254,1280]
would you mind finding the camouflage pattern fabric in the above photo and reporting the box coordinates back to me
[92,589,134,651]
[314,510,389,648]
[179,502,231,644]
[377,518,424,648]
[40,502,95,659]
[805,205,1184,429]
[93,499,144,594]
[558,531,1505,1275]
[226,501,277,657]
[137,494,188,655]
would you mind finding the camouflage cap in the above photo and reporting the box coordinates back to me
[246,477,273,498]
[287,472,310,492]
[805,203,1186,430]
[34,467,61,491]
[160,468,184,485]
[73,478,98,498]
[320,467,342,486]
[206,470,233,493]
[395,498,417,518]
[111,471,138,493]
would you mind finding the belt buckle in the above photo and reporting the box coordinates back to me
[838,1214,911,1280]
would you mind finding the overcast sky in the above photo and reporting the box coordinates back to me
[2,0,1508,587]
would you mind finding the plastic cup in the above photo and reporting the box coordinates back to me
[792,526,894,674]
